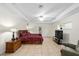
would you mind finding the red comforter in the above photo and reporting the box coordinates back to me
[18,30,43,44]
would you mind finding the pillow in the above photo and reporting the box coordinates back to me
[76,40,79,52]
[76,46,79,52]
[63,46,76,53]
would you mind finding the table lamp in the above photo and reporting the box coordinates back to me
[11,28,17,41]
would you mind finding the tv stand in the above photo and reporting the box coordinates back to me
[53,36,62,44]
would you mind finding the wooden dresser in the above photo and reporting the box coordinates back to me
[5,39,21,53]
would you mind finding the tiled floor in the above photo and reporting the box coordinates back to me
[4,37,61,56]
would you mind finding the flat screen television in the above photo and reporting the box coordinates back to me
[55,30,63,44]
[55,30,63,39]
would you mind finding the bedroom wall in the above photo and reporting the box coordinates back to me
[69,12,79,45]
[52,12,79,45]
[0,32,12,55]
[27,23,53,37]
[52,17,72,43]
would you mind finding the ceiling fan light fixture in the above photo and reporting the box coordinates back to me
[39,16,44,21]
[39,5,43,8]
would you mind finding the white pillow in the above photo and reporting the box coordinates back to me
[76,40,79,52]
[76,46,79,52]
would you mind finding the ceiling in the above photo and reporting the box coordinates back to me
[0,3,79,31]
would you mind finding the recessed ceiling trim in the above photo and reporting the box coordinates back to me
[52,4,79,23]
[13,3,35,22]
[5,4,28,21]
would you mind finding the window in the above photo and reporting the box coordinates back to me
[63,22,72,30]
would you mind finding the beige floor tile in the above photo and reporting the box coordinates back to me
[3,37,61,56]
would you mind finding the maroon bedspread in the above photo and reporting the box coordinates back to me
[18,30,43,44]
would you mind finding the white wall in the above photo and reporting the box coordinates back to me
[52,12,79,45]
[52,17,72,43]
[27,23,53,37]
[70,12,79,45]
[0,32,12,55]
